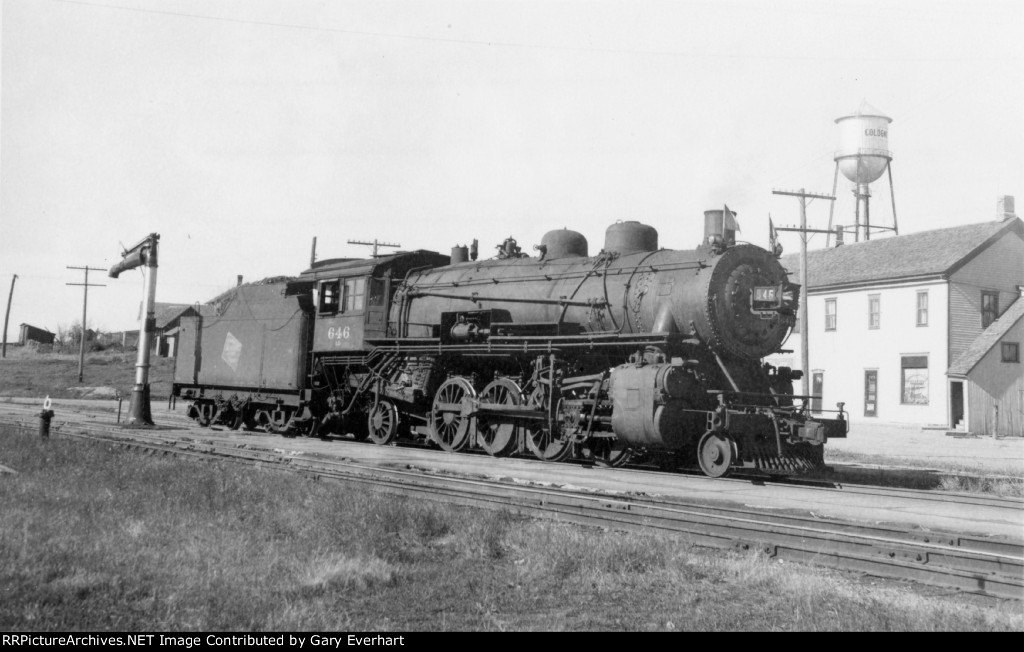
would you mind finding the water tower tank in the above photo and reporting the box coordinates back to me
[835,101,892,184]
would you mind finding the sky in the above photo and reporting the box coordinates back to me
[1,0,1022,335]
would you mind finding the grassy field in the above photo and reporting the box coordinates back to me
[0,347,174,399]
[1,424,1020,632]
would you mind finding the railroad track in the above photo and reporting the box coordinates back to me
[2,410,1022,599]
[2,399,1020,512]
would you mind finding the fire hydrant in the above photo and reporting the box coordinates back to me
[39,396,54,439]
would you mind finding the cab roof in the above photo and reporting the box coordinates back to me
[297,250,450,282]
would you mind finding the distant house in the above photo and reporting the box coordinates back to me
[19,323,56,345]
[767,211,1024,431]
[96,330,140,349]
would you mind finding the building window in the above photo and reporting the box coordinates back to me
[982,291,999,328]
[824,298,837,331]
[916,291,928,326]
[343,278,366,312]
[1003,342,1020,363]
[318,280,340,314]
[868,294,880,330]
[901,355,929,405]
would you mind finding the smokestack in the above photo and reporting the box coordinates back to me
[997,195,1016,221]
[835,225,844,247]
[236,275,243,287]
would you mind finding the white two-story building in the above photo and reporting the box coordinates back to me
[768,211,1023,433]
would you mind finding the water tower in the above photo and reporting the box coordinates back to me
[829,101,898,242]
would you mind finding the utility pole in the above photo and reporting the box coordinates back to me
[347,238,400,258]
[66,266,106,382]
[2,274,17,358]
[771,189,835,399]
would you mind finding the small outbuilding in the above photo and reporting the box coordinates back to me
[947,294,1024,436]
[19,323,56,345]
[152,303,199,358]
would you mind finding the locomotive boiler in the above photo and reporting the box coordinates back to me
[173,208,847,477]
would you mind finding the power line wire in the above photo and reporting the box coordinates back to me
[52,0,1022,62]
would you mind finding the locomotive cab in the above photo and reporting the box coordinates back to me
[315,276,368,350]
[301,251,450,353]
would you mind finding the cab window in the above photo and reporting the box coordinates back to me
[368,277,386,307]
[344,278,366,312]
[318,280,340,314]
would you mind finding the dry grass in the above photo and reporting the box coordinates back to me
[826,448,1024,497]
[0,349,174,399]
[2,423,1019,631]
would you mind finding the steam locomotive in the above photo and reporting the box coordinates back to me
[172,208,847,477]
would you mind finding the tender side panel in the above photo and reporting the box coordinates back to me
[195,284,308,390]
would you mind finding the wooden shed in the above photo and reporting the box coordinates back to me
[947,294,1024,436]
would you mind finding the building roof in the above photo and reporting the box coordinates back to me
[152,303,195,330]
[948,296,1024,376]
[19,323,55,335]
[780,217,1023,290]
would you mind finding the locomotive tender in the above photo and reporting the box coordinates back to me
[173,209,847,477]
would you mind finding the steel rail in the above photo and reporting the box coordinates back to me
[4,416,1021,599]
[0,403,1021,513]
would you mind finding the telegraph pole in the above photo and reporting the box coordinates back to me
[348,238,400,257]
[771,189,835,398]
[2,274,17,358]
[66,266,106,382]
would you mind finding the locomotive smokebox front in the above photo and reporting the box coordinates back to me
[669,243,797,360]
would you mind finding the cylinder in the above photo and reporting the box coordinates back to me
[609,363,698,449]
[604,221,658,255]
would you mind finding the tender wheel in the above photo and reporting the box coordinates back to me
[697,431,736,478]
[579,437,633,468]
[195,402,218,427]
[367,400,400,445]
[228,407,245,430]
[524,388,573,462]
[476,378,522,457]
[431,377,476,452]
